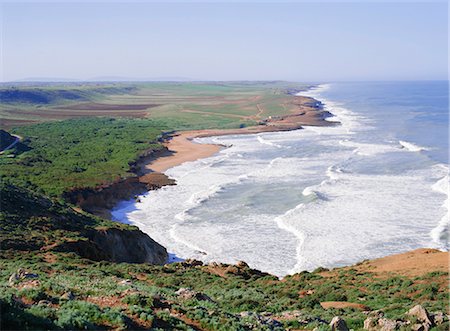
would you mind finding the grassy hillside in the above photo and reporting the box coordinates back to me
[1,239,448,329]
[0,118,165,196]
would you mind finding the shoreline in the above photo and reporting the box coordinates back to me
[108,87,450,276]
[109,90,341,269]
[146,94,334,173]
[67,90,333,220]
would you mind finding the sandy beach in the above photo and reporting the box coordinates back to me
[146,131,223,173]
[147,95,332,173]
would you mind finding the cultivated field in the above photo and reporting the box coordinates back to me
[0,82,309,130]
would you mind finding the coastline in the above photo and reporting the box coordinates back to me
[146,94,334,173]
[66,91,332,220]
[77,85,449,278]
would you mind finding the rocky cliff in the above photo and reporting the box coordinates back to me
[1,183,168,265]
[63,147,176,219]
[89,227,168,265]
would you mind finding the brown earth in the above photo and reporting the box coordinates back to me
[351,248,449,277]
[58,102,159,111]
[1,103,160,129]
[320,301,370,311]
[322,248,449,278]
[0,118,39,129]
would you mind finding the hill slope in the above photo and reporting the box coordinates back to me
[0,183,168,264]
[1,185,448,330]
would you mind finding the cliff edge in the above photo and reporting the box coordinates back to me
[0,183,168,265]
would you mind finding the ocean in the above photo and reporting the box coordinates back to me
[112,81,449,277]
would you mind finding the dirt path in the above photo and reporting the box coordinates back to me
[254,103,264,119]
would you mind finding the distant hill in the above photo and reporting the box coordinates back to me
[0,86,138,105]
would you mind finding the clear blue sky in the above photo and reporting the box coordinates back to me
[1,1,448,82]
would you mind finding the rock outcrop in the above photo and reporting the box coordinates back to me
[1,182,168,265]
[52,226,168,265]
[175,288,214,302]
[330,316,349,331]
[89,227,168,265]
[0,129,17,151]
[362,305,447,331]
[407,305,433,329]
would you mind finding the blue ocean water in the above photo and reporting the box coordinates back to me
[113,81,449,276]
[319,81,448,164]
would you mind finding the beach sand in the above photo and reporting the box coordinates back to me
[146,131,223,173]
[147,95,332,173]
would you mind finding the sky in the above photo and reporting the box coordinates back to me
[0,1,448,82]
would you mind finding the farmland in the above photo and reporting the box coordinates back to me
[0,81,308,130]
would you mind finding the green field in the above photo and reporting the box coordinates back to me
[0,81,307,130]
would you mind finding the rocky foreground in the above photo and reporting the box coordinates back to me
[1,180,449,330]
[1,247,448,330]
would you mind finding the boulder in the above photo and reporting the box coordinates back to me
[377,318,410,331]
[181,259,203,267]
[238,311,283,329]
[378,318,398,331]
[236,261,249,268]
[411,324,427,331]
[363,317,377,330]
[175,288,213,302]
[8,269,39,286]
[330,316,349,331]
[431,311,447,325]
[61,291,75,301]
[407,305,433,327]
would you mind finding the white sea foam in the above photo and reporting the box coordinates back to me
[274,203,307,274]
[339,140,399,156]
[430,165,450,250]
[399,140,429,152]
[257,135,286,149]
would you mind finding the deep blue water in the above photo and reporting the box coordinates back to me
[320,81,448,163]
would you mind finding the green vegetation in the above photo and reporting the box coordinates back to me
[0,85,136,105]
[0,182,134,253]
[0,248,448,330]
[1,117,165,196]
